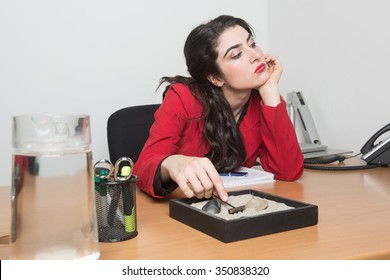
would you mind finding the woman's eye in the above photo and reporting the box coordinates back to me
[250,41,257,48]
[232,52,242,59]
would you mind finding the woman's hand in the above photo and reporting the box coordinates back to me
[258,55,283,106]
[161,155,228,201]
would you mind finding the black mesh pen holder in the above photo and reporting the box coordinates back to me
[94,175,138,242]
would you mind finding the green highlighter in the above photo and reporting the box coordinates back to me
[121,166,135,233]
[94,168,109,227]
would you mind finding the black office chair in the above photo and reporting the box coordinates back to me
[107,104,160,164]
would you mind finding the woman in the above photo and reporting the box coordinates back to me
[133,15,303,201]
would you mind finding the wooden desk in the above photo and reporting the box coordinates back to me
[1,159,390,260]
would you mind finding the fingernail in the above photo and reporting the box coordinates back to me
[221,193,228,201]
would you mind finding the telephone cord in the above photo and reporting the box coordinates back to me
[303,153,383,171]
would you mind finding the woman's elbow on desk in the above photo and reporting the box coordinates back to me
[274,166,304,181]
[262,155,304,181]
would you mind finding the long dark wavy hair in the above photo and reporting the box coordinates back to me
[160,15,254,172]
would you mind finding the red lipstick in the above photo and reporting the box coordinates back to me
[255,63,266,73]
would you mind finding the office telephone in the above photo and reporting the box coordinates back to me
[361,123,390,165]
[287,90,389,170]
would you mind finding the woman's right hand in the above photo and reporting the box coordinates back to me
[161,155,228,201]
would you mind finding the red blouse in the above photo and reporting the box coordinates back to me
[133,83,304,198]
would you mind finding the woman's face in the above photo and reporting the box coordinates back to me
[213,25,269,93]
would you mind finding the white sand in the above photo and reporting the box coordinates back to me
[191,194,294,220]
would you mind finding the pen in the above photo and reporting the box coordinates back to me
[219,171,248,177]
[108,185,121,227]
[106,192,124,226]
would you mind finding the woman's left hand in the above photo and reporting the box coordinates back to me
[265,55,283,84]
[258,55,283,106]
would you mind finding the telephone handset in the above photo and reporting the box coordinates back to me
[361,123,390,165]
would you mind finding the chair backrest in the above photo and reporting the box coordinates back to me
[107,104,160,164]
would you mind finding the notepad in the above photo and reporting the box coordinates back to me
[221,167,274,188]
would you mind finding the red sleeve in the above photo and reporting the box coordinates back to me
[133,84,203,198]
[258,98,304,181]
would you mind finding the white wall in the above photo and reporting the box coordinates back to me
[0,0,268,186]
[268,0,390,152]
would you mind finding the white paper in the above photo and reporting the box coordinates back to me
[221,167,274,188]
